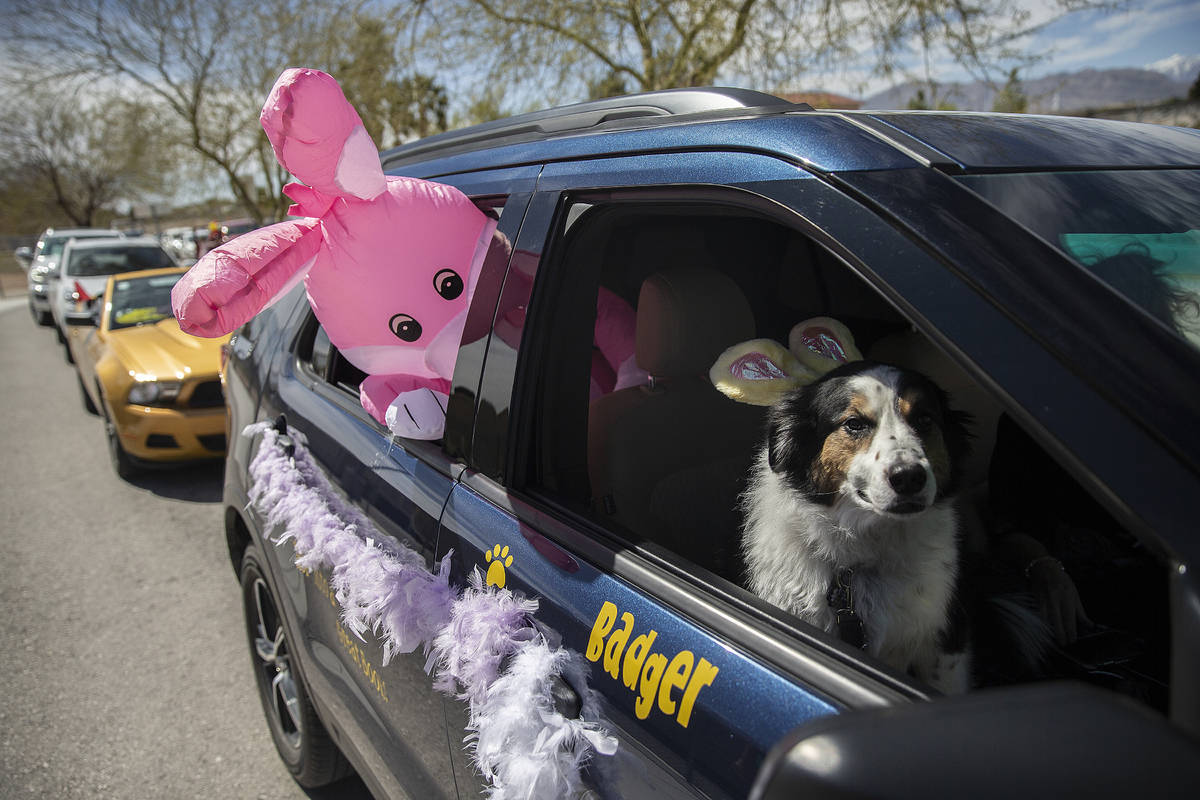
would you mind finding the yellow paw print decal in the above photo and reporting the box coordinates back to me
[485,544,514,588]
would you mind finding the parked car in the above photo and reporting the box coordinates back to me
[23,227,122,325]
[159,225,199,265]
[49,236,175,359]
[66,266,229,478]
[220,90,1200,798]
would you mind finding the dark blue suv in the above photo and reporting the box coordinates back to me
[220,89,1200,798]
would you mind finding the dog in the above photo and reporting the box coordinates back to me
[741,360,973,694]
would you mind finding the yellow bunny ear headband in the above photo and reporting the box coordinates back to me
[709,317,862,406]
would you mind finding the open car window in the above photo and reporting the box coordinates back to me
[521,195,1171,712]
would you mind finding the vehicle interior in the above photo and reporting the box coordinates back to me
[528,199,1171,712]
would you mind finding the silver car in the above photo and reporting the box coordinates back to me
[24,227,122,326]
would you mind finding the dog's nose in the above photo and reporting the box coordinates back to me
[887,463,927,495]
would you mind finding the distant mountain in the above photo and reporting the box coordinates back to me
[1145,54,1200,83]
[861,63,1196,113]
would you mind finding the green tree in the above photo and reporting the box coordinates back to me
[906,86,957,111]
[588,71,631,100]
[992,68,1028,113]
[1189,70,1200,102]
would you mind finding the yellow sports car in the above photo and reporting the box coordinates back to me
[68,266,231,478]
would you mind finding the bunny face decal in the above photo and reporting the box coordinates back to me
[172,68,497,439]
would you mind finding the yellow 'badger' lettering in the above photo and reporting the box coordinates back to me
[586,600,719,728]
[603,611,634,680]
[678,658,718,727]
[657,650,693,716]
[622,630,657,690]
[587,601,618,661]
[636,653,668,719]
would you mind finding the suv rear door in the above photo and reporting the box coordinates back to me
[253,173,535,799]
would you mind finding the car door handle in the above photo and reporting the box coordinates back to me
[550,673,583,719]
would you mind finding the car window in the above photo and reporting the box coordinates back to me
[297,318,368,395]
[107,273,182,330]
[521,196,1171,712]
[40,232,116,258]
[957,170,1200,351]
[38,236,66,258]
[66,245,174,276]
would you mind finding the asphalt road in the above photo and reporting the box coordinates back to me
[0,296,372,799]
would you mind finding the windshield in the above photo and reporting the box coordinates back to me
[65,245,174,277]
[958,170,1200,351]
[108,273,182,330]
[38,232,116,259]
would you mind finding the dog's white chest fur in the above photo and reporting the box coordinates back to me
[742,452,968,693]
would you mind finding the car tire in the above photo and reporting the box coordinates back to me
[101,402,139,480]
[240,545,351,788]
[77,372,98,415]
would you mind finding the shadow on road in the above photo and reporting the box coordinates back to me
[305,773,375,799]
[127,459,225,502]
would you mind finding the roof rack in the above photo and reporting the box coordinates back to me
[380,86,797,169]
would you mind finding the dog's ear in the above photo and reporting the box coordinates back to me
[935,390,974,496]
[767,386,817,475]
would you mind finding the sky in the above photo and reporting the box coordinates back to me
[811,0,1200,98]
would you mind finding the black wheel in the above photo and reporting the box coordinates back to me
[101,402,139,480]
[35,309,52,326]
[240,546,350,787]
[77,372,98,415]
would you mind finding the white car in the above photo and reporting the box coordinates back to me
[24,227,122,326]
[49,236,176,361]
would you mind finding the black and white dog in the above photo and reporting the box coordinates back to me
[741,361,973,693]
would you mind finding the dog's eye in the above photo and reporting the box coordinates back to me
[913,413,935,432]
[843,417,870,434]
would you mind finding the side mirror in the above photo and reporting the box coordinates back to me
[750,683,1200,799]
[13,246,33,269]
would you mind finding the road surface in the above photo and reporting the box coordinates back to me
[0,296,373,799]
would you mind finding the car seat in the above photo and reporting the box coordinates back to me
[587,266,766,574]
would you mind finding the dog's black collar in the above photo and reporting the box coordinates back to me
[827,567,868,650]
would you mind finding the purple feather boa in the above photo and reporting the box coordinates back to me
[244,421,616,799]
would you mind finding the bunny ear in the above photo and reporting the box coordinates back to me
[260,68,386,201]
[788,317,863,375]
[710,338,817,406]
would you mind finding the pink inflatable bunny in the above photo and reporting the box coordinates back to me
[171,68,497,439]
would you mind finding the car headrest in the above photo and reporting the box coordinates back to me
[636,267,755,378]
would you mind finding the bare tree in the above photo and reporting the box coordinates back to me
[4,0,281,221]
[410,0,1108,106]
[4,1,456,221]
[0,85,181,227]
